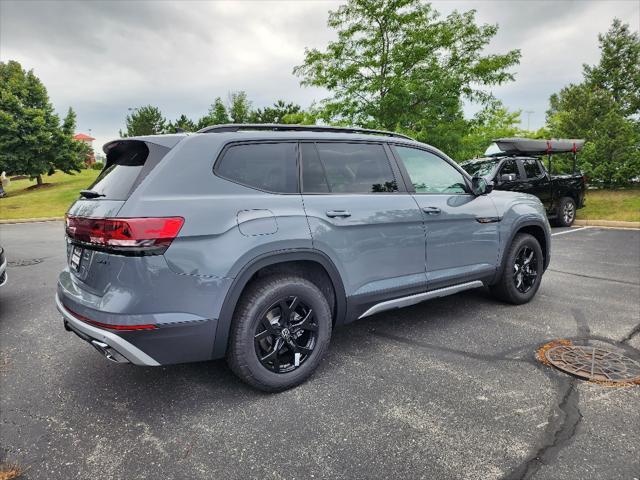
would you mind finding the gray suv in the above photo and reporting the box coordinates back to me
[56,124,550,391]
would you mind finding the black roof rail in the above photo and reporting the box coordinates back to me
[196,123,414,141]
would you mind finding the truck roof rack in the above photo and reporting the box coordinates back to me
[196,123,414,141]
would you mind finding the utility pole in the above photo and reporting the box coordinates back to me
[524,110,534,131]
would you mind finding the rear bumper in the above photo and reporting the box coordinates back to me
[56,293,160,366]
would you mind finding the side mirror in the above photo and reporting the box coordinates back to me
[500,173,517,183]
[471,176,493,196]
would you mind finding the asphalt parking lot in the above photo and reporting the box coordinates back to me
[1,222,639,480]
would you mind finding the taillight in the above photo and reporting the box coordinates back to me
[65,215,184,255]
[66,304,157,331]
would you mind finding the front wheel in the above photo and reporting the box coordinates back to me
[490,233,544,305]
[227,274,332,392]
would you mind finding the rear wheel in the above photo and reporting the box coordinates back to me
[490,233,544,305]
[227,274,332,392]
[553,196,576,227]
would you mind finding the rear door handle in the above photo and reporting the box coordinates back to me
[422,207,441,215]
[326,210,352,218]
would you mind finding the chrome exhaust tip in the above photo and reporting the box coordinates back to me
[90,340,129,363]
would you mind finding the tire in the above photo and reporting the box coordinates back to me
[553,196,576,227]
[490,233,544,305]
[227,274,332,392]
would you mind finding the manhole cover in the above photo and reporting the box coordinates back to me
[545,345,640,384]
[8,258,43,267]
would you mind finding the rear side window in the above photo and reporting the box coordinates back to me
[87,141,168,200]
[216,143,298,193]
[522,159,542,178]
[302,142,397,193]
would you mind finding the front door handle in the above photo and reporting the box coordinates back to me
[326,210,352,218]
[422,207,441,215]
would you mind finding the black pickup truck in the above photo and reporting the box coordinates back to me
[461,138,587,227]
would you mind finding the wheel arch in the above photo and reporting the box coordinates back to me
[211,249,347,359]
[494,219,550,284]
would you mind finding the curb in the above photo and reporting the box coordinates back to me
[0,217,64,225]
[574,219,640,229]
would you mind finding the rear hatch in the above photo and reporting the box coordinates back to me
[65,138,181,292]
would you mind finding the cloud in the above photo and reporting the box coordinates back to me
[1,0,638,149]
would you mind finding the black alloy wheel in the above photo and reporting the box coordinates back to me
[254,296,318,373]
[513,245,538,294]
[227,274,332,392]
[489,232,544,305]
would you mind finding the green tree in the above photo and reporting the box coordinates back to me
[197,97,230,129]
[548,84,639,184]
[120,105,166,137]
[169,114,197,132]
[55,107,90,173]
[583,18,640,117]
[250,100,302,123]
[228,91,252,123]
[457,102,522,161]
[294,0,520,156]
[0,60,81,185]
[547,19,640,185]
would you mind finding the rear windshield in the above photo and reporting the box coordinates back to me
[87,141,169,199]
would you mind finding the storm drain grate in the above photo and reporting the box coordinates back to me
[8,258,43,267]
[545,344,640,384]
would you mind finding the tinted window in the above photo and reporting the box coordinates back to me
[462,159,499,178]
[522,159,542,178]
[500,160,521,179]
[216,143,298,193]
[394,146,467,194]
[88,141,167,200]
[303,143,397,193]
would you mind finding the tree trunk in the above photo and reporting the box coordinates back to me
[36,174,43,186]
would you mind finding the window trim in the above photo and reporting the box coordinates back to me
[299,140,407,195]
[213,140,300,195]
[389,143,472,195]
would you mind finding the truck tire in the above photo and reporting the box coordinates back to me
[227,274,332,392]
[553,196,576,227]
[490,233,544,305]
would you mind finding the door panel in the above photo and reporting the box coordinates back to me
[415,194,500,286]
[303,195,426,296]
[300,142,426,297]
[520,159,552,208]
[392,145,500,287]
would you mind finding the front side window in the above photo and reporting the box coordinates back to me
[302,142,398,193]
[500,160,521,179]
[522,159,542,178]
[394,146,467,194]
[216,142,298,193]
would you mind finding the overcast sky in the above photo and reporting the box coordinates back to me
[1,0,638,151]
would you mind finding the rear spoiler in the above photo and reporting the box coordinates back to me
[103,134,187,154]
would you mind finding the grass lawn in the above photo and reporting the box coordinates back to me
[577,189,640,222]
[0,170,638,222]
[0,170,99,220]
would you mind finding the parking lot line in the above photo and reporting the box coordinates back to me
[551,227,589,236]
